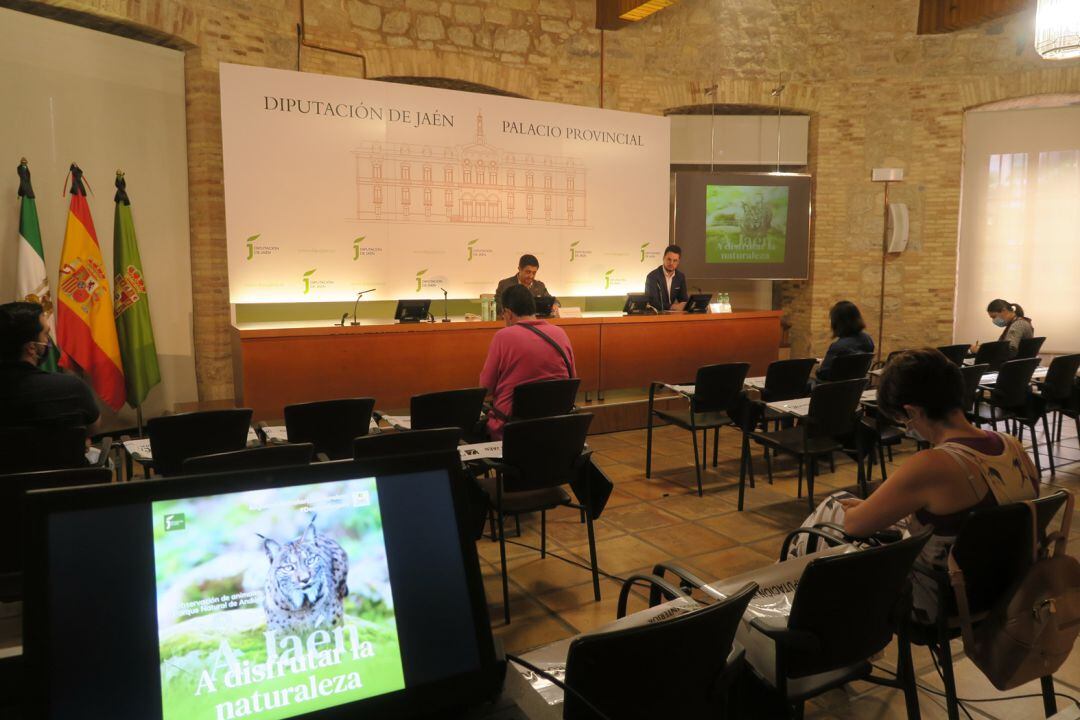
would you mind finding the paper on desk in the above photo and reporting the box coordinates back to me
[744,376,767,390]
[662,383,695,396]
[380,415,412,430]
[458,441,502,460]
[123,438,153,460]
[246,427,260,446]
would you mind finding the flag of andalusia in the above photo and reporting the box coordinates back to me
[56,164,125,411]
[15,160,60,371]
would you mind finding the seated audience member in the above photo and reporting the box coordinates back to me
[815,300,874,381]
[820,348,1039,619]
[480,285,575,439]
[0,301,101,432]
[979,298,1034,358]
[494,253,558,315]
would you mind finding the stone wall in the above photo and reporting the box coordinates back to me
[16,0,1080,399]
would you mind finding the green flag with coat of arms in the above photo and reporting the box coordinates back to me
[112,171,161,407]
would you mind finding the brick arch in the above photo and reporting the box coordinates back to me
[652,78,820,117]
[958,67,1080,110]
[362,48,539,100]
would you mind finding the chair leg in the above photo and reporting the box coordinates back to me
[792,700,805,720]
[515,513,522,537]
[497,510,511,624]
[806,453,816,511]
[701,429,708,470]
[713,427,719,467]
[1030,422,1043,477]
[691,424,703,497]
[1055,411,1063,443]
[765,447,773,484]
[887,444,894,462]
[645,405,654,478]
[1042,414,1056,476]
[936,635,961,720]
[540,510,547,559]
[586,511,601,601]
[488,508,498,542]
[897,631,921,720]
[878,443,889,482]
[738,436,748,511]
[828,452,835,474]
[1041,675,1057,717]
[797,458,803,498]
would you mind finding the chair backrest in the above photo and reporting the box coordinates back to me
[353,427,462,460]
[959,363,990,414]
[991,357,1040,408]
[510,378,580,420]
[283,398,375,460]
[147,408,253,476]
[0,467,112,578]
[180,443,314,475]
[807,378,866,438]
[937,344,971,366]
[826,352,874,381]
[974,340,1012,372]
[1015,336,1046,359]
[563,582,758,719]
[0,424,89,473]
[410,387,486,440]
[1042,354,1080,403]
[785,531,931,677]
[501,413,592,493]
[694,362,750,413]
[762,358,817,402]
[951,502,1036,618]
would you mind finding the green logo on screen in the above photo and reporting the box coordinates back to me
[415,269,427,292]
[164,513,186,532]
[245,234,260,261]
[302,268,316,294]
[352,236,365,261]
[640,242,649,262]
[604,269,614,289]
[467,238,478,261]
[569,241,580,262]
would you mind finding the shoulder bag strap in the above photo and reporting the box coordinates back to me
[517,323,574,378]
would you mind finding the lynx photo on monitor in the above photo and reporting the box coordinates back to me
[705,185,790,264]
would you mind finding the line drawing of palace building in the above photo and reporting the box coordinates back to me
[352,114,587,227]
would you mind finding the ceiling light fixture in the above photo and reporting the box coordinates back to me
[1035,0,1080,59]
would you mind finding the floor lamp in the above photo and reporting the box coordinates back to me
[871,167,904,363]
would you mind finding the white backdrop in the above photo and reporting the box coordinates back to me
[219,63,670,303]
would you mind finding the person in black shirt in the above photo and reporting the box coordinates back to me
[0,301,100,432]
[644,244,689,311]
[816,300,875,381]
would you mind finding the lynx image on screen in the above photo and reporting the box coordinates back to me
[705,185,790,264]
[151,478,406,720]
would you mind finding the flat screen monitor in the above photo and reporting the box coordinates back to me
[683,293,712,314]
[673,171,812,280]
[23,453,501,720]
[394,299,431,323]
[534,296,557,319]
[622,293,652,315]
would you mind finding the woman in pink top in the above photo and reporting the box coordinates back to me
[480,285,575,439]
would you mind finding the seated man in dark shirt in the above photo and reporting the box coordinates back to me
[0,301,100,432]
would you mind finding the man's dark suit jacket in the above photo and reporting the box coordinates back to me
[644,266,688,311]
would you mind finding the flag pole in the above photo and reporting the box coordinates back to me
[136,405,144,437]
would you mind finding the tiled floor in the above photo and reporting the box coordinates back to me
[479,417,1080,719]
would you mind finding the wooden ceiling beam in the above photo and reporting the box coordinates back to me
[917,0,1034,35]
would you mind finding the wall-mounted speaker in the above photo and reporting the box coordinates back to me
[887,202,909,253]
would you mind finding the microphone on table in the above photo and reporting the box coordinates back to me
[350,288,375,325]
[439,287,451,323]
[654,279,667,312]
[336,312,350,327]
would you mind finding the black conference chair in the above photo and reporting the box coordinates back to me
[909,492,1069,720]
[821,351,874,382]
[960,363,990,423]
[353,427,462,460]
[1033,354,1080,447]
[741,379,866,511]
[0,466,112,602]
[1016,336,1046,360]
[646,362,750,497]
[145,408,253,477]
[974,357,1047,473]
[759,358,817,429]
[409,387,486,442]
[974,340,1012,372]
[936,344,971,366]
[561,582,758,720]
[510,377,580,420]
[480,413,595,623]
[180,442,314,474]
[284,397,375,460]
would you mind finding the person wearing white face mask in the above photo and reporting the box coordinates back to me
[0,301,101,433]
[971,298,1033,359]
[795,348,1040,620]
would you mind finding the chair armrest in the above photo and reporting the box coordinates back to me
[314,452,330,463]
[651,562,708,595]
[254,421,270,442]
[617,573,691,618]
[779,527,845,561]
[748,618,821,654]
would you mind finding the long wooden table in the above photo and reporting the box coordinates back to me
[231,311,782,420]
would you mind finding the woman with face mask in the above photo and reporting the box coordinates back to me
[792,348,1039,620]
[979,298,1033,359]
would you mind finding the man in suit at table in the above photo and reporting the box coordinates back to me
[645,244,688,312]
[494,254,558,315]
